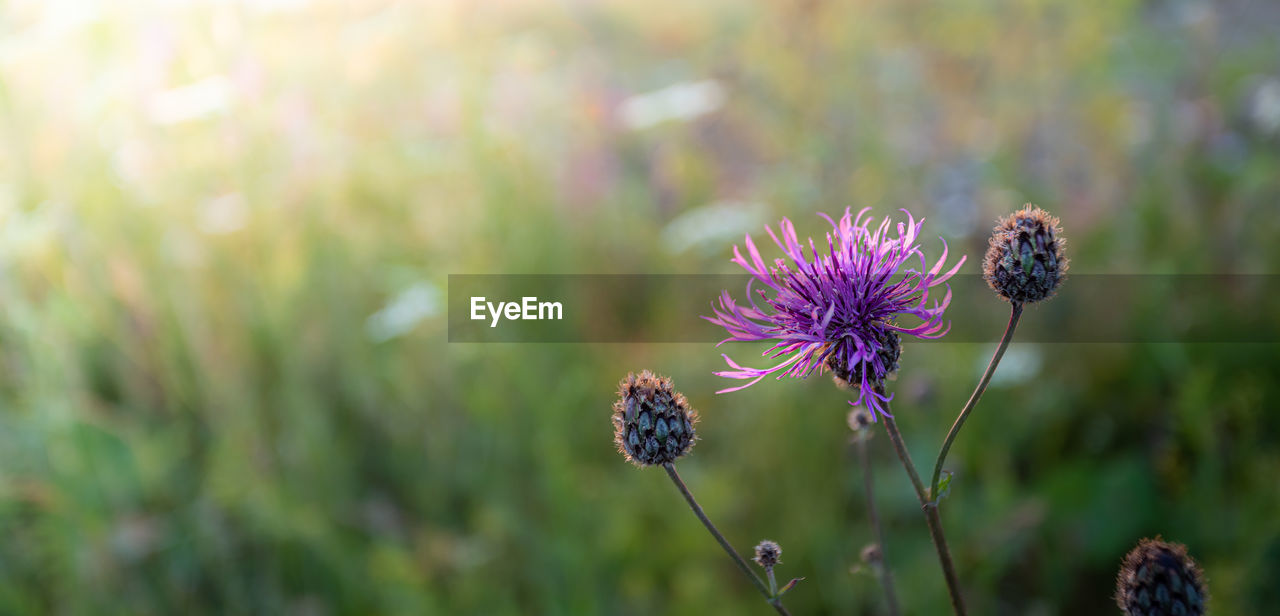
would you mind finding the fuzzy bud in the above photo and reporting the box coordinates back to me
[847,407,875,432]
[612,371,698,467]
[1115,538,1207,616]
[753,540,782,570]
[983,204,1067,304]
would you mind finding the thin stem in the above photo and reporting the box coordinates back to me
[856,436,901,616]
[881,411,966,616]
[929,302,1023,503]
[879,413,927,502]
[663,463,792,616]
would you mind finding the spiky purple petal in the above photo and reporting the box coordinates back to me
[705,208,965,420]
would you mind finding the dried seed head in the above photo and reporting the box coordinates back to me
[753,540,782,570]
[1115,538,1207,616]
[612,371,698,467]
[983,204,1067,304]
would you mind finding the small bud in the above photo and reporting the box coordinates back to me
[860,543,883,565]
[1115,537,1207,616]
[753,540,782,570]
[847,407,874,433]
[612,371,698,467]
[983,204,1068,304]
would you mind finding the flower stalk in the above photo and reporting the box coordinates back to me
[879,403,966,616]
[663,464,792,616]
[929,301,1023,504]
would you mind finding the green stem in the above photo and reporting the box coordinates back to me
[663,464,791,616]
[881,409,966,616]
[856,436,901,616]
[929,302,1023,504]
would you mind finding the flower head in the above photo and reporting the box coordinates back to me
[983,204,1067,304]
[612,370,698,467]
[706,208,964,419]
[1115,537,1207,616]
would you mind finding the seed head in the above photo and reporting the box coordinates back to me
[983,204,1067,304]
[1115,537,1207,616]
[612,371,698,467]
[753,540,782,570]
[860,543,883,565]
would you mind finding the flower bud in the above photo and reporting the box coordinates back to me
[612,371,698,467]
[983,204,1067,304]
[847,407,875,433]
[753,540,782,570]
[1115,538,1207,616]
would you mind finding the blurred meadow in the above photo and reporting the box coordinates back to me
[1,0,1279,614]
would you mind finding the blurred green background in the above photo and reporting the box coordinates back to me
[2,0,1279,614]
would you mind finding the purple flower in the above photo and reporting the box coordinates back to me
[706,208,964,419]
